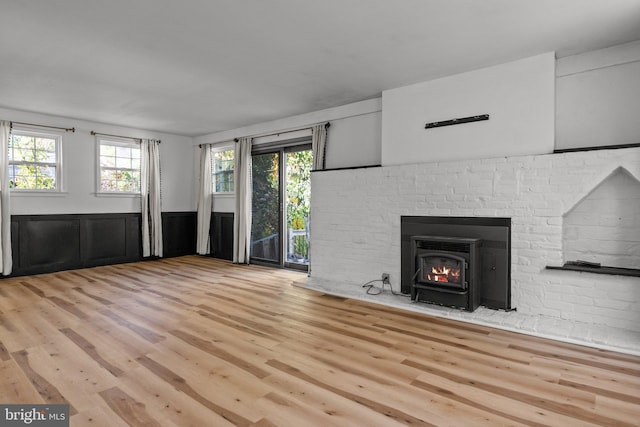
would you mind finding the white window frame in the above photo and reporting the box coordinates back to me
[96,137,142,196]
[212,144,235,195]
[8,128,63,193]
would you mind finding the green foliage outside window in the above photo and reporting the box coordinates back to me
[286,150,311,259]
[251,152,280,241]
[286,150,311,230]
[99,142,141,192]
[8,134,58,190]
[213,149,234,192]
[250,148,312,263]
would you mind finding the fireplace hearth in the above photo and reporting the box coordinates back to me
[411,236,481,311]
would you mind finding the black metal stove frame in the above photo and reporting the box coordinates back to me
[410,235,481,312]
[401,216,512,311]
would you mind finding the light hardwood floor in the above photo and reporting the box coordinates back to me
[0,255,639,426]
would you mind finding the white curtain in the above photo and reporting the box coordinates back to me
[0,121,12,275]
[196,144,213,254]
[309,123,328,277]
[141,139,163,257]
[311,123,328,171]
[233,137,252,263]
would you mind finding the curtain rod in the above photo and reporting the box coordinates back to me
[197,122,330,148]
[199,138,235,149]
[246,121,330,140]
[91,131,161,143]
[11,121,75,132]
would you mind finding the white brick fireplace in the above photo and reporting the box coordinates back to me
[309,146,640,349]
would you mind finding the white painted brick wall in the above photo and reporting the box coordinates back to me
[310,147,640,332]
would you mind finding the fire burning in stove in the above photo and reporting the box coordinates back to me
[410,236,484,311]
[426,265,461,284]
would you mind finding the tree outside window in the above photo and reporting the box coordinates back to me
[213,149,234,193]
[286,150,312,260]
[98,139,141,193]
[8,132,60,191]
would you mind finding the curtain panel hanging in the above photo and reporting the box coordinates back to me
[196,145,213,254]
[0,121,12,275]
[311,124,328,171]
[233,137,252,264]
[141,139,163,257]
[308,123,328,277]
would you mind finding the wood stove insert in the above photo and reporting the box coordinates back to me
[410,236,481,311]
[401,216,512,311]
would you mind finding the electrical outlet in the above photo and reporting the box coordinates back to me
[381,273,390,284]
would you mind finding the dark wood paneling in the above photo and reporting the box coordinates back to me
[21,218,81,273]
[10,213,142,277]
[8,212,198,278]
[81,217,127,261]
[209,212,234,261]
[162,212,197,258]
[10,221,20,273]
[79,214,142,267]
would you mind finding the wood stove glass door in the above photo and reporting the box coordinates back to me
[418,252,466,290]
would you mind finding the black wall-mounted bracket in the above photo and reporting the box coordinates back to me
[425,114,489,129]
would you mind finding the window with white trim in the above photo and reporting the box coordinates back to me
[98,138,141,193]
[8,130,62,191]
[213,147,234,193]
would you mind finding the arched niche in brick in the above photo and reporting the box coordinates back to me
[562,166,640,269]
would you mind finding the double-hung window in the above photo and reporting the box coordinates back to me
[98,138,141,194]
[212,147,234,193]
[8,130,62,191]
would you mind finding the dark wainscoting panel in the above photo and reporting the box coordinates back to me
[11,213,141,277]
[210,212,234,261]
[9,212,198,277]
[81,215,141,265]
[162,212,197,258]
[22,218,81,273]
[6,212,204,276]
[10,221,20,273]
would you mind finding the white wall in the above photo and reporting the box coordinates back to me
[381,52,556,166]
[0,107,195,215]
[325,111,381,169]
[556,40,640,150]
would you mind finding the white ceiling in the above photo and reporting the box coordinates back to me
[1,1,640,137]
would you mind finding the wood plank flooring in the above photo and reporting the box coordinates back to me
[0,255,639,426]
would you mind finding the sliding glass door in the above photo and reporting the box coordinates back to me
[284,149,311,268]
[251,152,281,264]
[251,144,312,271]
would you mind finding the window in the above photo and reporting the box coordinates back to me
[98,139,141,193]
[213,148,234,193]
[8,130,62,191]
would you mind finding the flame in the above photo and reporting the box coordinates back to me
[432,266,451,276]
[427,265,461,283]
